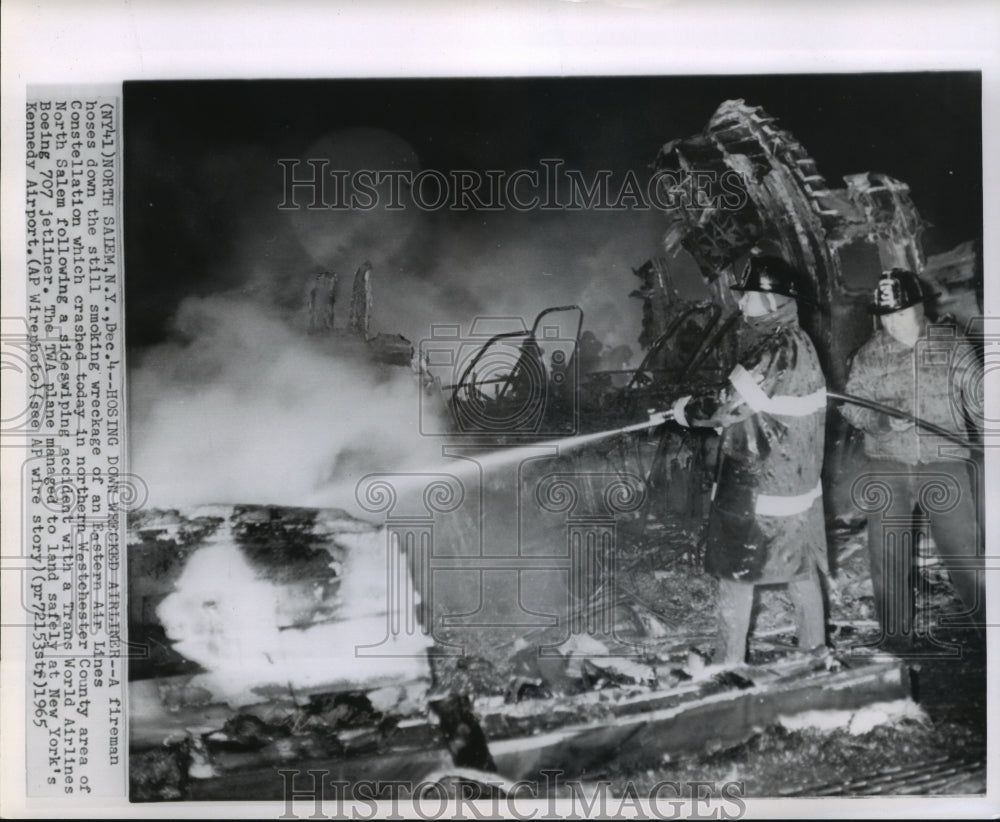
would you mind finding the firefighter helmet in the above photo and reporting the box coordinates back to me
[869,268,937,315]
[736,254,815,306]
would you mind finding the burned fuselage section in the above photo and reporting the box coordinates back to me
[647,98,934,388]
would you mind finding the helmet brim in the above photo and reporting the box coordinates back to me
[868,292,940,314]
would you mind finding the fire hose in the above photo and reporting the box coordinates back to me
[827,391,983,453]
[424,387,982,478]
[635,391,981,452]
[639,391,982,451]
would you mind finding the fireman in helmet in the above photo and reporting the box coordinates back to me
[672,253,829,666]
[840,268,984,649]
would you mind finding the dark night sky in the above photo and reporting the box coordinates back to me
[124,73,982,352]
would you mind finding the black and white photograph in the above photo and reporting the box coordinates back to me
[2,3,998,819]
[122,75,988,805]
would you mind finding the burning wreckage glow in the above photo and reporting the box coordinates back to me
[156,525,431,708]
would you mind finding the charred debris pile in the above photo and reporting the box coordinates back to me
[129,505,935,802]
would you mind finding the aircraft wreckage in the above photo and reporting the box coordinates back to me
[129,100,984,800]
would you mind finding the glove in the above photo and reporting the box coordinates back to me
[888,415,914,432]
[685,393,721,424]
[671,395,693,427]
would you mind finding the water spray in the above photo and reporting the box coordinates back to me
[398,408,676,486]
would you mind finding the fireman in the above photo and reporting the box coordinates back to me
[840,268,985,647]
[672,254,829,666]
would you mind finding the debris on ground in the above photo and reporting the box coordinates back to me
[129,507,984,801]
[777,698,928,735]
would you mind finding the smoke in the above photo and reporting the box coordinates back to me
[399,209,654,356]
[264,127,655,354]
[129,294,442,510]
[129,126,663,510]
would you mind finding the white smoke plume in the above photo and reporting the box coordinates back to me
[270,127,654,356]
[129,294,442,511]
[403,209,653,356]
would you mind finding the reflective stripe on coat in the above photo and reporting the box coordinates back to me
[700,306,829,583]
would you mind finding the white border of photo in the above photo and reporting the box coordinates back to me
[2,1,997,818]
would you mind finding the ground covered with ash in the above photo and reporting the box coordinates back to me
[627,517,984,796]
[130,511,987,800]
[432,513,988,797]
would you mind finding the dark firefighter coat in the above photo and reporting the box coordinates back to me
[682,300,828,583]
